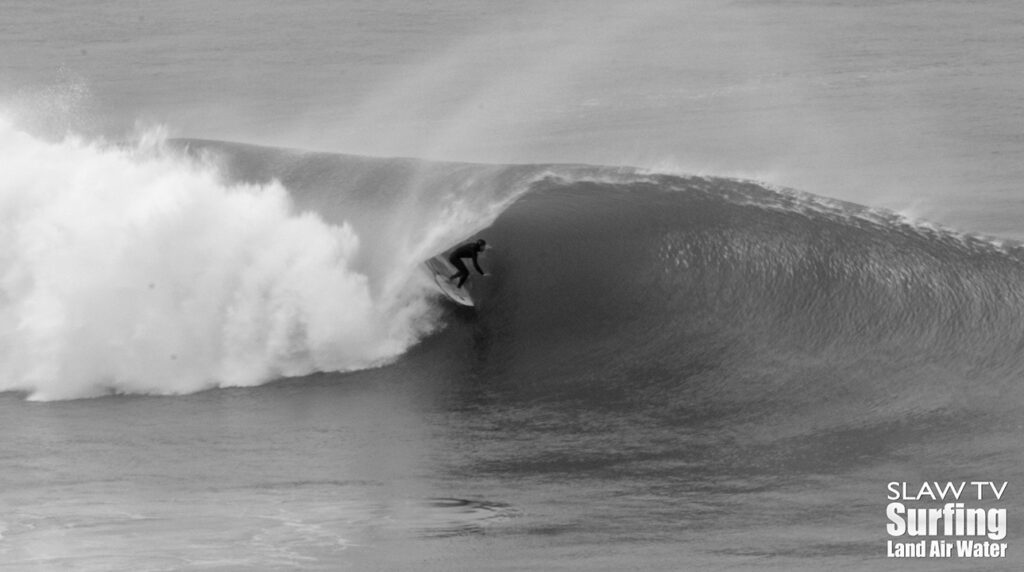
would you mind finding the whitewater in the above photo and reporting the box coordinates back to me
[0,119,441,400]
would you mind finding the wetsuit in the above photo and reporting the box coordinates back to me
[448,242,485,288]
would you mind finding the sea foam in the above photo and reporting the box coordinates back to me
[0,117,437,400]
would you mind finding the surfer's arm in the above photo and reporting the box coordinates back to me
[472,254,484,275]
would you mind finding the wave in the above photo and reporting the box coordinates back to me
[4,118,1023,413]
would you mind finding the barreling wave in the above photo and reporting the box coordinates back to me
[3,116,1023,413]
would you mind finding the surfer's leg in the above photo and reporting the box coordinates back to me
[449,258,469,285]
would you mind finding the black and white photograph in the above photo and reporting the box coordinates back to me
[0,1,1021,570]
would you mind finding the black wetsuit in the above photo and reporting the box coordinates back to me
[448,242,485,288]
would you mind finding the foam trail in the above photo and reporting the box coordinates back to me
[0,116,436,400]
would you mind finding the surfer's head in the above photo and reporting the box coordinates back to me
[476,239,487,251]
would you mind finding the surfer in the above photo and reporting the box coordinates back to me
[448,239,487,288]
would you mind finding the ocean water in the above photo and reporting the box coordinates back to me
[1,1,1023,570]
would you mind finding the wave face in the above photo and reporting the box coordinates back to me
[0,122,539,400]
[453,174,1024,437]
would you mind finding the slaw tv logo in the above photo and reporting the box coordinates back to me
[886,481,1007,559]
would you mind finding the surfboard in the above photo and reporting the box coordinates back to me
[424,255,475,307]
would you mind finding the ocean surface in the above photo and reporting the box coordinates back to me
[1,1,1023,570]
